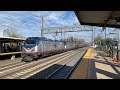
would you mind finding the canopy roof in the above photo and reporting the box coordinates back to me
[0,37,25,43]
[75,11,120,28]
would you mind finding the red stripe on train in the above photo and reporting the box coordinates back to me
[22,48,66,55]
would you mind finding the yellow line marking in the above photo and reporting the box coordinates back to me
[83,48,93,59]
[0,52,21,55]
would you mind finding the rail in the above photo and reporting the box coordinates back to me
[45,49,87,79]
[66,49,87,79]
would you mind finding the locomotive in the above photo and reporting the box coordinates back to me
[21,37,82,62]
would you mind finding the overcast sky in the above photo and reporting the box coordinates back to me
[0,11,119,43]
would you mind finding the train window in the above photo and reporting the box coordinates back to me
[24,38,37,48]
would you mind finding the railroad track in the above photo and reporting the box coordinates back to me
[0,48,84,79]
[44,49,86,79]
[16,50,80,79]
[27,48,87,79]
[15,49,81,79]
[0,49,74,71]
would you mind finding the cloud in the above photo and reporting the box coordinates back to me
[0,11,93,42]
[42,11,79,27]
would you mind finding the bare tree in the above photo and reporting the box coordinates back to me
[65,36,85,44]
[5,30,24,50]
[5,30,23,38]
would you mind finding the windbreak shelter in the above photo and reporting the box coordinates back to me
[0,37,25,53]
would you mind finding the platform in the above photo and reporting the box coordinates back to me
[0,52,21,56]
[71,47,120,79]
[0,52,21,60]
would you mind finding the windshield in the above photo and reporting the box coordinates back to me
[24,38,37,48]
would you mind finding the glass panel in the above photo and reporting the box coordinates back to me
[24,37,37,48]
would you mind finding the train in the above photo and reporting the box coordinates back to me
[21,37,85,62]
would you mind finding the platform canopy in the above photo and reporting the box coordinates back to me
[75,11,120,28]
[0,37,25,43]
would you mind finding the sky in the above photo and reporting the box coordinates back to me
[0,11,119,43]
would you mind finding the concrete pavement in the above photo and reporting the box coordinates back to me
[71,48,120,79]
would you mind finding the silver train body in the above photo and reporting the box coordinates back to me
[21,37,82,61]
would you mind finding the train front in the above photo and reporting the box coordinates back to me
[21,37,39,61]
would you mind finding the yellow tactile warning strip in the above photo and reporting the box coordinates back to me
[70,48,93,79]
[84,48,94,59]
[71,48,120,79]
[0,52,21,56]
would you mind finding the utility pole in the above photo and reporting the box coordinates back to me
[91,28,95,47]
[92,30,93,46]
[92,27,95,47]
[105,28,107,52]
[41,11,44,37]
[103,27,107,52]
[117,29,119,62]
[94,28,95,45]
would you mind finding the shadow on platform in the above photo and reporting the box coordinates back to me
[88,57,120,79]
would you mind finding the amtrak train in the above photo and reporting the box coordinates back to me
[21,37,82,62]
